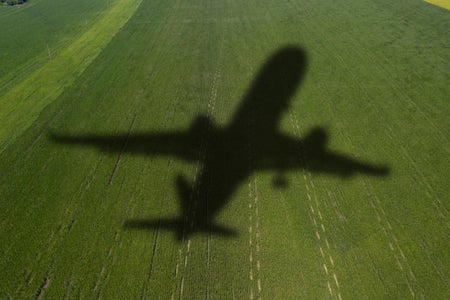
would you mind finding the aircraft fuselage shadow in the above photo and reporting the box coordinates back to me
[50,46,390,241]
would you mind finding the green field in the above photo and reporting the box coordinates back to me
[0,0,449,298]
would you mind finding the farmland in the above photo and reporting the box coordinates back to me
[0,0,449,299]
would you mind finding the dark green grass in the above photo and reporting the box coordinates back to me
[0,0,449,298]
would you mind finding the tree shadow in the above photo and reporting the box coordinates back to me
[50,46,389,241]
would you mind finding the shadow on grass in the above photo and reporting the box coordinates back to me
[50,46,389,241]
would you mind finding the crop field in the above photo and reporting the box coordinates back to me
[0,0,449,299]
[425,0,450,10]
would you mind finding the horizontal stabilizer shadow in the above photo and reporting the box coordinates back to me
[50,46,390,241]
[123,219,238,241]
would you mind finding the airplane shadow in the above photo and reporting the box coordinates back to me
[50,46,390,241]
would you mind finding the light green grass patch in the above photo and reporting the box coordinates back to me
[0,0,142,153]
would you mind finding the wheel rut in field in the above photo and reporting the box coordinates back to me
[172,40,223,299]
[288,109,342,300]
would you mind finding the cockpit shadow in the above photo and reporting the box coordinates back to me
[50,46,389,241]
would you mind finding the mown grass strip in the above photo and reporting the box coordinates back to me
[425,0,450,10]
[0,0,142,153]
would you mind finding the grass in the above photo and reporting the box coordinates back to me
[0,0,106,88]
[0,0,142,153]
[0,0,449,298]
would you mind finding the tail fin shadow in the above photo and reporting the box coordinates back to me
[123,174,237,241]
